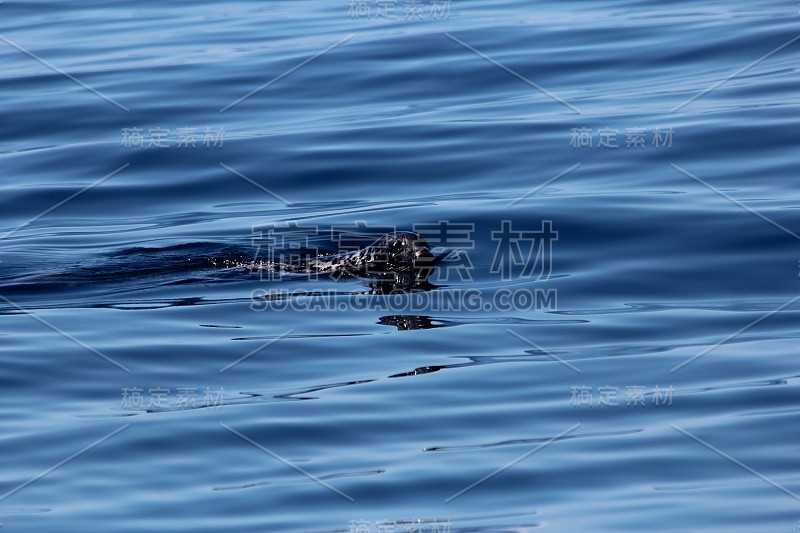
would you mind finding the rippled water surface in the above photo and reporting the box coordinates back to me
[2,1,800,531]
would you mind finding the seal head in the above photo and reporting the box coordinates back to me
[299,231,443,284]
[360,232,437,279]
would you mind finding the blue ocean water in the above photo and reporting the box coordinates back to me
[1,0,800,531]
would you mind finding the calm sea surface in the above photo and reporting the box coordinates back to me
[1,1,800,531]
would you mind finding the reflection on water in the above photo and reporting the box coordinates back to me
[378,315,443,330]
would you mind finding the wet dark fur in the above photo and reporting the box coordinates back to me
[302,232,442,281]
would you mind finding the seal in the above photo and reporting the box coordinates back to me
[2,232,446,296]
[302,232,442,281]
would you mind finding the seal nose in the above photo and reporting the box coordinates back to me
[411,241,436,280]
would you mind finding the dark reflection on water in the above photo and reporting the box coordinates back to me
[378,315,443,330]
